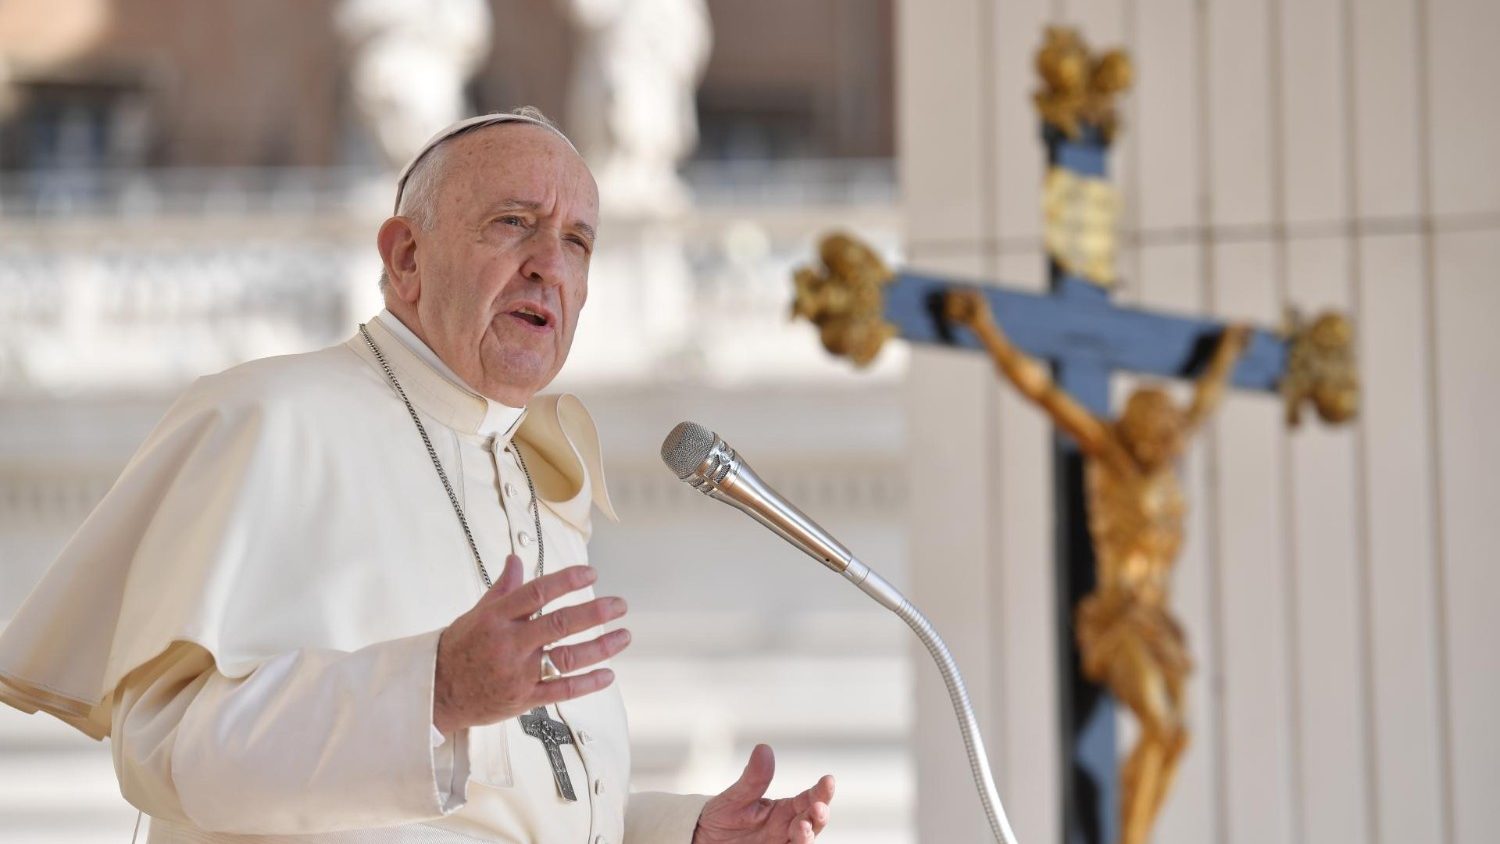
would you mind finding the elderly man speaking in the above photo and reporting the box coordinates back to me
[0,108,836,844]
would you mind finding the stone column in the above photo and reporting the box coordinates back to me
[553,0,712,379]
[556,0,711,215]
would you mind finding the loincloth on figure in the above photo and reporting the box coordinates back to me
[1075,587,1192,688]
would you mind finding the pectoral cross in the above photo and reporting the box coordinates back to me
[520,705,578,801]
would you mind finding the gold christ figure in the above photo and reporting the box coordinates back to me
[944,289,1250,844]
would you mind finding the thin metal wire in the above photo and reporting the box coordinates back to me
[358,324,545,589]
[509,439,547,594]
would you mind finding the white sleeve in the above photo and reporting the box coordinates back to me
[111,630,472,834]
[623,791,710,844]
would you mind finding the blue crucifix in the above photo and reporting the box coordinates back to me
[792,27,1356,844]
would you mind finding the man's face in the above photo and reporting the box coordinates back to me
[386,124,599,406]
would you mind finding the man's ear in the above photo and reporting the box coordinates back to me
[378,216,421,304]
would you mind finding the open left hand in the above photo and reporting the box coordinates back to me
[692,744,835,844]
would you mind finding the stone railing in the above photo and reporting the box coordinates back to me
[0,162,902,395]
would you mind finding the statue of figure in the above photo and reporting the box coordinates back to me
[336,0,493,168]
[944,289,1250,844]
[557,0,711,214]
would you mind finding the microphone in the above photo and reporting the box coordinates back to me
[659,420,858,576]
[660,421,1021,844]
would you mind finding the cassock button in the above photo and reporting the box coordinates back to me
[518,532,532,548]
[593,777,604,795]
[594,837,608,844]
[577,729,593,744]
[503,482,517,499]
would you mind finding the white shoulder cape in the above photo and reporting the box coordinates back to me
[0,321,617,740]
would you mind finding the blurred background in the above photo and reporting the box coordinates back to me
[0,1,910,842]
[1,1,1497,843]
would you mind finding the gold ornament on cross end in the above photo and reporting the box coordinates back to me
[1281,309,1360,427]
[790,232,897,368]
[1034,26,1133,141]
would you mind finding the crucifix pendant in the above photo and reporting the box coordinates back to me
[519,706,578,801]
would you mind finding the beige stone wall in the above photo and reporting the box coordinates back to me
[473,1,574,132]
[699,0,894,158]
[898,0,1499,842]
[0,0,345,167]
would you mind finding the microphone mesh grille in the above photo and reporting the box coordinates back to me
[660,421,717,479]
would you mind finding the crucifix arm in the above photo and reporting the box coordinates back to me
[1183,324,1252,433]
[944,290,1121,463]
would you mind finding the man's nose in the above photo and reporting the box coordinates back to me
[520,231,567,285]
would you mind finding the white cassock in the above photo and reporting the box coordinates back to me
[0,312,709,843]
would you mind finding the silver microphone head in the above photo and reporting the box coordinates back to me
[660,421,718,479]
[660,421,856,573]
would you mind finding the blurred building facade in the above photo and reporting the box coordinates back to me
[0,0,891,171]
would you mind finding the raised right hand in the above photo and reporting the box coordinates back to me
[432,554,630,734]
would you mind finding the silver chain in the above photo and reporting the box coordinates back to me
[359,324,544,589]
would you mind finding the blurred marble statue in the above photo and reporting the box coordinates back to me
[549,0,711,377]
[558,0,711,214]
[945,289,1249,844]
[337,0,493,167]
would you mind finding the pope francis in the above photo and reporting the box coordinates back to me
[0,108,836,843]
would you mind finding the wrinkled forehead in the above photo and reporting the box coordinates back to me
[401,127,601,239]
[459,128,595,213]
